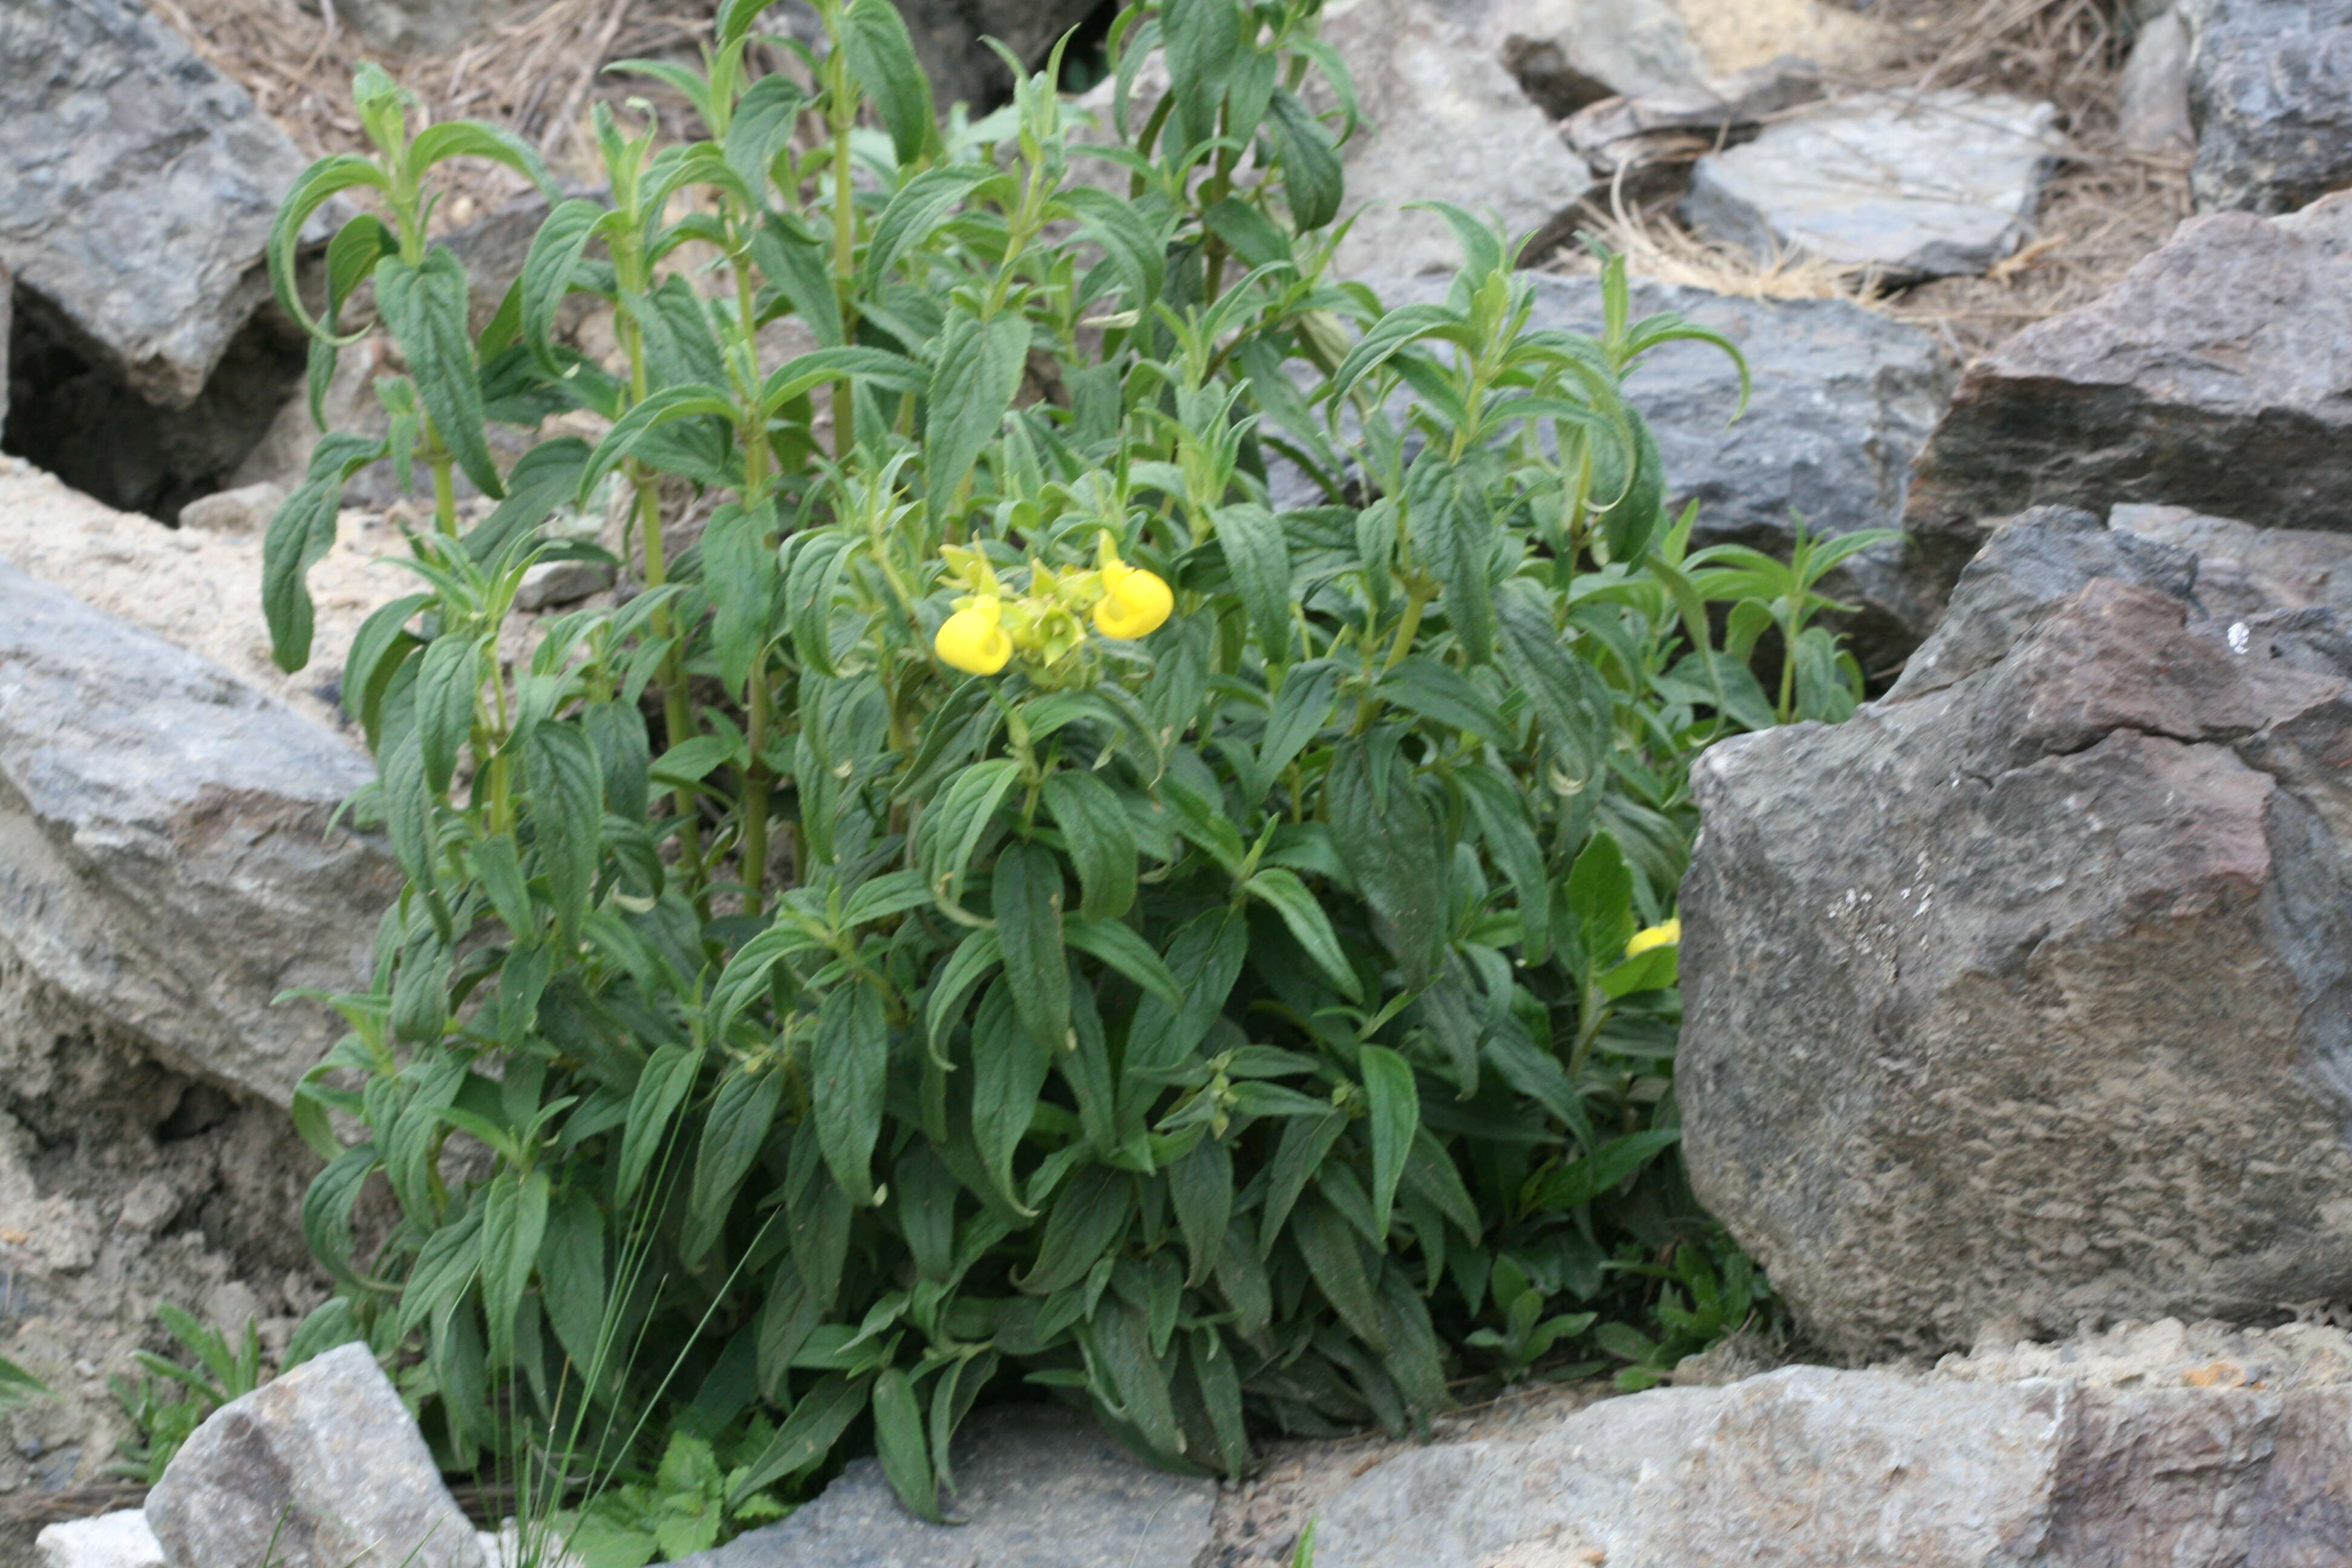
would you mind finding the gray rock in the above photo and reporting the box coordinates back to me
[0,0,310,408]
[1312,1351,2352,1567]
[2114,502,2352,621]
[1680,508,2352,1357]
[1901,192,2352,606]
[514,557,615,611]
[1316,0,1596,278]
[35,1511,163,1568]
[1682,90,2062,280]
[2181,0,2352,214]
[146,1344,484,1568]
[175,480,285,535]
[1334,272,1953,663]
[679,1406,1214,1568]
[2119,7,2195,155]
[0,562,394,1106]
[1441,0,1708,117]
[1564,57,1826,189]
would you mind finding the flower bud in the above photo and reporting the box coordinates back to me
[936,599,1013,675]
[1093,563,1172,640]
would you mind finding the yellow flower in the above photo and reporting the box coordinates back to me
[1625,916,1681,958]
[935,598,1013,675]
[1093,562,1172,640]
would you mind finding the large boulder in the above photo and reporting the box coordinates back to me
[0,0,310,408]
[2181,0,2352,214]
[146,1344,485,1568]
[1682,90,2061,281]
[1324,273,1954,663]
[1309,1319,2352,1567]
[1901,191,2352,612]
[1680,506,2352,1357]
[681,1406,1214,1567]
[1313,0,1596,278]
[0,560,394,1108]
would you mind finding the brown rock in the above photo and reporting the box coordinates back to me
[1901,192,2352,609]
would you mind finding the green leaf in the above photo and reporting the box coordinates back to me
[871,1366,941,1520]
[1215,503,1295,661]
[1292,1195,1388,1354]
[921,757,1024,909]
[1537,1128,1680,1210]
[1061,919,1184,1011]
[812,982,889,1206]
[725,74,809,189]
[1405,456,1498,665]
[1496,582,1613,788]
[1167,1136,1232,1289]
[861,166,998,291]
[525,722,604,941]
[1242,870,1360,1001]
[538,1191,607,1381]
[1323,740,1446,988]
[616,1044,702,1207]
[924,308,1030,520]
[1566,832,1636,978]
[1018,1163,1129,1296]
[992,841,1070,1055]
[268,154,391,341]
[263,432,387,672]
[729,1372,873,1501]
[1040,771,1138,921]
[413,633,483,797]
[520,198,610,377]
[1357,1045,1419,1240]
[480,1168,550,1368]
[842,0,938,163]
[1455,769,1551,965]
[684,1067,785,1267]
[375,249,503,497]
[1266,88,1342,232]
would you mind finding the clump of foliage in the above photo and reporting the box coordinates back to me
[105,1307,269,1485]
[259,0,1861,1543]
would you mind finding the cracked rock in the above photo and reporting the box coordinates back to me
[1901,191,2352,610]
[1680,505,2352,1357]
[2180,0,2352,214]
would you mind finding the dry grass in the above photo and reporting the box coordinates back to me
[152,0,734,221]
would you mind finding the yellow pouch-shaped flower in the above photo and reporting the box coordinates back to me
[1625,916,1681,957]
[1094,563,1172,639]
[936,598,1013,675]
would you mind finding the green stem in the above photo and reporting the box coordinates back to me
[828,39,860,462]
[741,662,773,918]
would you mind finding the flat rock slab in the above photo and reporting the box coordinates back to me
[681,1406,1214,1568]
[1902,190,2352,607]
[2181,0,2352,214]
[0,559,393,1106]
[36,1511,164,1568]
[1322,272,1953,662]
[146,1344,485,1568]
[1312,1353,2352,1567]
[0,0,309,406]
[1684,89,2060,279]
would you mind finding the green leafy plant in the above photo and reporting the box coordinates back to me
[107,1307,267,1485]
[1592,1232,1764,1391]
[0,1354,51,1416]
[562,1428,791,1567]
[255,0,1847,1540]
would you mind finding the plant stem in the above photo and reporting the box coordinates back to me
[828,34,860,462]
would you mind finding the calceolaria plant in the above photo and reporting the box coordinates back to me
[261,0,1849,1537]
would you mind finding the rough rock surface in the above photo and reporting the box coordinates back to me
[1902,192,2352,607]
[1564,57,1826,190]
[2181,0,2352,214]
[146,1344,485,1568]
[681,1405,1215,1568]
[1442,0,1707,117]
[2114,502,2352,621]
[1681,506,2352,1357]
[36,1509,165,1568]
[1305,0,1596,278]
[1683,89,2060,279]
[2118,6,2194,155]
[1334,273,1953,662]
[1310,1321,2352,1567]
[0,0,310,408]
[0,559,394,1106]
